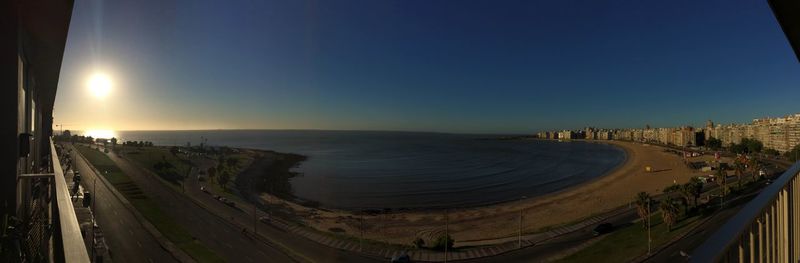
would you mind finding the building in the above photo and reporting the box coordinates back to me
[1,1,87,262]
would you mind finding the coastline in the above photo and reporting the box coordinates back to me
[246,140,707,245]
[248,139,629,213]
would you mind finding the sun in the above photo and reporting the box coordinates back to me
[87,73,112,98]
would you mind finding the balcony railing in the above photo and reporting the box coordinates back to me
[692,161,800,262]
[50,140,90,262]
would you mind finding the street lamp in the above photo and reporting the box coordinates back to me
[518,196,527,248]
[444,208,449,263]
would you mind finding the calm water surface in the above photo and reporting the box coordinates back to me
[109,130,626,210]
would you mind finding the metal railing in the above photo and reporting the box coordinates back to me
[692,161,800,262]
[50,140,91,262]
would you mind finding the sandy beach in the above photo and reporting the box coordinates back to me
[257,140,725,246]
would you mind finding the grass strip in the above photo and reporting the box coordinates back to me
[76,145,224,263]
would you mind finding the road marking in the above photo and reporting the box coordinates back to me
[119,219,124,224]
[137,241,142,248]
[245,256,254,262]
[148,258,154,263]
[114,211,119,216]
[129,229,134,235]
[225,243,233,249]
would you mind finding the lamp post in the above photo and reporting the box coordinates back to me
[518,196,526,249]
[647,198,651,255]
[444,208,449,263]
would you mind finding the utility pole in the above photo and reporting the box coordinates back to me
[518,195,526,249]
[518,209,523,248]
[647,199,651,255]
[445,209,449,263]
[359,214,364,252]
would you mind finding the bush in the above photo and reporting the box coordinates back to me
[432,234,454,251]
[412,238,425,249]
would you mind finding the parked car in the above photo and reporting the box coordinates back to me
[391,252,411,263]
[592,223,614,236]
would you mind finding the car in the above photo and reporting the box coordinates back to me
[259,216,271,223]
[390,252,411,263]
[224,200,236,207]
[592,223,613,236]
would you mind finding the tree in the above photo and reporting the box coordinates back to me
[660,197,680,231]
[412,238,425,249]
[635,192,651,229]
[717,163,728,198]
[170,146,180,156]
[706,137,723,150]
[685,177,703,208]
[734,157,746,188]
[226,157,239,168]
[743,138,763,154]
[432,234,454,251]
[748,157,761,182]
[785,144,800,162]
[207,167,217,182]
[730,138,764,154]
[218,170,230,189]
[764,148,780,157]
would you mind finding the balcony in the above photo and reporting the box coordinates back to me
[692,162,800,262]
[9,140,90,263]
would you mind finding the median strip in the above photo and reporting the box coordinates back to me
[74,145,223,263]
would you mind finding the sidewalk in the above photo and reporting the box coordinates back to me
[197,181,634,262]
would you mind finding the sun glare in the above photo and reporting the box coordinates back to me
[84,129,116,139]
[87,73,112,98]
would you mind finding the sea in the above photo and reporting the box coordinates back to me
[97,130,626,210]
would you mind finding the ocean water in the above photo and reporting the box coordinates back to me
[111,130,626,210]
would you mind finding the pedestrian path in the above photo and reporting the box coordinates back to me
[251,204,633,262]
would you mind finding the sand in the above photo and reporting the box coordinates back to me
[258,140,728,246]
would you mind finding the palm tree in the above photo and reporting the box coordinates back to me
[748,157,761,181]
[635,192,651,229]
[679,183,693,213]
[660,197,680,231]
[716,163,727,197]
[734,157,746,188]
[686,177,704,209]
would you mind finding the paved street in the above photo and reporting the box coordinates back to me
[462,208,639,262]
[97,146,378,263]
[68,146,177,263]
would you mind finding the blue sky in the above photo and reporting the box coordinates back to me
[54,0,800,134]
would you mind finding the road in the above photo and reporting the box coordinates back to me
[67,145,177,263]
[99,146,378,263]
[181,162,380,262]
[463,208,640,262]
[86,146,296,262]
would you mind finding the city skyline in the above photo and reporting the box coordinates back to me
[54,0,800,134]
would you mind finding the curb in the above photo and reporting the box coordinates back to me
[72,145,196,263]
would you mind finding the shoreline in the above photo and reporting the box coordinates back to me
[245,140,710,245]
[253,139,631,213]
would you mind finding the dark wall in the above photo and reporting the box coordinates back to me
[0,0,21,218]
